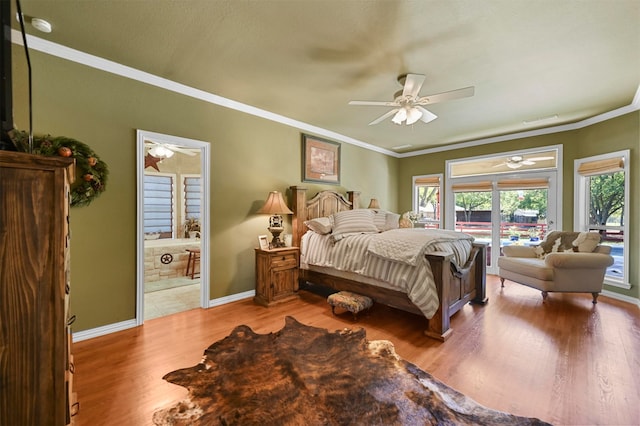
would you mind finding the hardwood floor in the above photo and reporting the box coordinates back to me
[71,275,640,426]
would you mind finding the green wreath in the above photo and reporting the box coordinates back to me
[10,130,109,208]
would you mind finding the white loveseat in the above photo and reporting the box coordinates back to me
[497,231,614,304]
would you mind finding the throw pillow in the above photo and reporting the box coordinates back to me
[331,209,379,240]
[384,212,400,231]
[533,231,601,258]
[371,209,388,232]
[572,231,601,252]
[304,217,332,235]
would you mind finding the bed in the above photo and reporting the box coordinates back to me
[290,186,487,341]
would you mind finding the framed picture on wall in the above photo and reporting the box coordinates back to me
[302,134,340,184]
[258,235,269,250]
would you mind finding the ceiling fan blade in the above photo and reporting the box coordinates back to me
[417,86,475,105]
[527,156,555,161]
[368,109,399,125]
[402,73,426,98]
[170,147,197,156]
[521,160,536,165]
[415,106,438,123]
[348,100,400,107]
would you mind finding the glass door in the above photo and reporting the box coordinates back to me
[498,182,550,269]
[449,173,557,275]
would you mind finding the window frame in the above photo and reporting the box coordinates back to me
[574,149,630,289]
[412,174,443,229]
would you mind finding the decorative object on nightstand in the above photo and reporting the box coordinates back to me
[257,191,293,248]
[367,198,380,209]
[254,247,300,306]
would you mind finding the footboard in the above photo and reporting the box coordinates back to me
[425,242,487,341]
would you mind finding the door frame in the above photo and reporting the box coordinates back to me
[445,146,562,275]
[135,129,211,325]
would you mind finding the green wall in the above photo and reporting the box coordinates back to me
[10,47,638,332]
[397,112,640,299]
[11,50,398,331]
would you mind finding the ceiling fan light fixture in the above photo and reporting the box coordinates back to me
[149,146,174,158]
[506,162,522,169]
[391,108,407,125]
[405,107,423,125]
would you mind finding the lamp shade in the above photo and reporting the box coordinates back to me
[367,198,381,209]
[257,191,293,215]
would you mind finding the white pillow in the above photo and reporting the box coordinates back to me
[371,209,387,232]
[331,209,379,240]
[572,232,601,252]
[304,217,332,235]
[384,212,400,231]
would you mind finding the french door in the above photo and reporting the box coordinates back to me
[447,171,558,275]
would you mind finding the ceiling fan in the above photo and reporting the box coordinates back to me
[348,73,474,126]
[495,155,555,169]
[145,141,197,158]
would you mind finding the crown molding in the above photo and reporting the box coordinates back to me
[12,30,640,160]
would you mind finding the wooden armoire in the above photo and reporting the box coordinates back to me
[0,151,77,425]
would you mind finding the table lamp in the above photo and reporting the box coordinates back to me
[257,191,293,248]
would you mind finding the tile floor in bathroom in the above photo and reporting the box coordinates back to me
[144,276,201,320]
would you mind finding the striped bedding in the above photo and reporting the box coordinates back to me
[301,228,474,319]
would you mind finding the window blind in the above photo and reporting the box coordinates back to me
[577,158,624,176]
[451,181,492,192]
[184,176,201,220]
[415,176,441,185]
[496,178,549,190]
[144,174,174,235]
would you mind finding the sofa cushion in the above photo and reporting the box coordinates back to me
[498,256,554,281]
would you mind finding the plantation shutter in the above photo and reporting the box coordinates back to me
[144,174,174,235]
[184,176,201,221]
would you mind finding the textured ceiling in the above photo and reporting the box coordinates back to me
[15,0,640,154]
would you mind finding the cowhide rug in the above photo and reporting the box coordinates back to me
[153,317,551,425]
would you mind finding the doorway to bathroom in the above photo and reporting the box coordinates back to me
[135,130,210,324]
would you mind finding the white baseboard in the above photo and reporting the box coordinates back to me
[602,289,640,308]
[72,290,256,342]
[72,319,138,342]
[208,290,255,307]
[71,288,637,342]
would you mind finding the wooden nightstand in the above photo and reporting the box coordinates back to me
[254,247,300,306]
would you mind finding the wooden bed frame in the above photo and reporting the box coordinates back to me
[289,186,487,341]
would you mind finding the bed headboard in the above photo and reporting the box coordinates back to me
[289,186,360,248]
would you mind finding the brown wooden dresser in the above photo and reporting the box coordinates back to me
[0,151,77,425]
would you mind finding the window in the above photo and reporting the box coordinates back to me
[413,174,442,228]
[445,147,561,275]
[574,150,629,288]
[183,175,201,221]
[144,174,175,238]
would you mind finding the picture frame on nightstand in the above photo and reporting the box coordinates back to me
[258,235,269,250]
